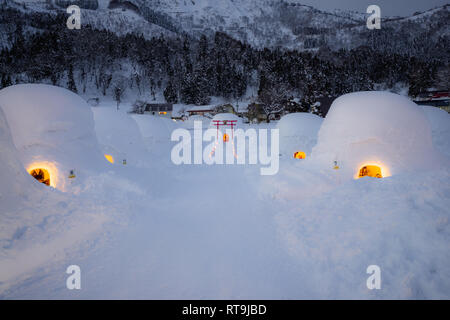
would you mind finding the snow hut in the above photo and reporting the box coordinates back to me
[131,114,177,158]
[92,107,149,167]
[420,105,450,158]
[0,106,44,199]
[0,84,105,191]
[131,114,175,144]
[311,91,446,179]
[276,113,323,159]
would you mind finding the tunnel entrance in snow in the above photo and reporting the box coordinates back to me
[29,168,51,186]
[104,154,115,164]
[293,151,306,159]
[358,165,382,179]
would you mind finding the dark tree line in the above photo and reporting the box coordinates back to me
[0,6,447,113]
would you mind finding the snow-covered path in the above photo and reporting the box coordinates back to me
[2,157,450,299]
[1,162,305,299]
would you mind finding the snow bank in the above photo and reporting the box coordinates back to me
[420,105,450,157]
[92,107,150,167]
[0,84,106,191]
[311,91,448,178]
[276,112,323,158]
[270,168,450,299]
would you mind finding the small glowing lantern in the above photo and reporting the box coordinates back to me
[358,165,382,178]
[123,159,127,165]
[223,133,230,142]
[333,161,340,170]
[68,170,76,179]
[104,154,114,164]
[293,151,306,159]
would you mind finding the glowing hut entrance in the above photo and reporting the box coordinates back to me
[358,165,382,179]
[29,168,51,186]
[293,151,306,159]
[104,154,115,164]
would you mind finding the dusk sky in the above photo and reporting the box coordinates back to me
[299,0,448,16]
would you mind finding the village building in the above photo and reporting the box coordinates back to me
[187,105,216,117]
[414,90,450,113]
[144,103,173,118]
[187,104,236,117]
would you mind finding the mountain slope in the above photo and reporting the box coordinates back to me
[5,0,448,54]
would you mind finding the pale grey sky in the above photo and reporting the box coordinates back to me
[298,0,448,17]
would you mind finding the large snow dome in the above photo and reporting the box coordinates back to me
[0,84,105,191]
[420,105,450,157]
[276,113,323,158]
[131,114,178,159]
[131,114,175,144]
[311,91,447,179]
[92,107,148,167]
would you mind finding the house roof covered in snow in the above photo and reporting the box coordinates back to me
[187,105,216,112]
[144,103,173,112]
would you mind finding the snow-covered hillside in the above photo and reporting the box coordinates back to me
[4,0,449,51]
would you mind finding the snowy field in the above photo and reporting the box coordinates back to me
[0,85,450,299]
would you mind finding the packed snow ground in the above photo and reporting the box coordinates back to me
[1,93,450,299]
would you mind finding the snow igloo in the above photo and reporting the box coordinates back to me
[0,106,43,200]
[92,107,148,167]
[420,105,450,158]
[131,114,176,145]
[0,84,106,191]
[311,91,446,179]
[131,114,177,159]
[276,113,323,159]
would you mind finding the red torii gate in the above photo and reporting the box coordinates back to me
[212,120,237,140]
[209,119,238,159]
